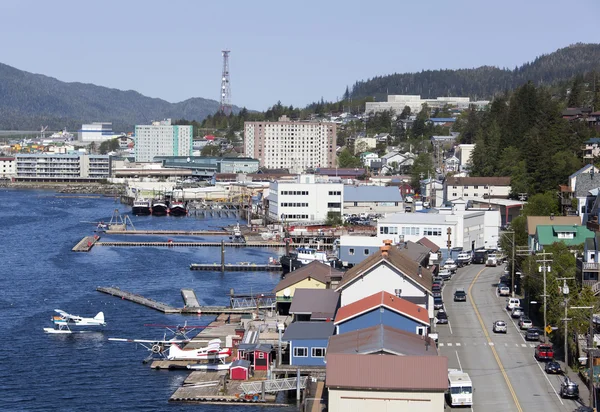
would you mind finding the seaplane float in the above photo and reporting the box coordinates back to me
[44,309,106,334]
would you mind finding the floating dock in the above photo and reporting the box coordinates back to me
[96,286,180,313]
[103,230,229,235]
[181,289,201,307]
[190,263,283,272]
[72,235,100,252]
[95,241,286,248]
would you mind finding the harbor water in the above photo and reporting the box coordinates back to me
[0,189,294,411]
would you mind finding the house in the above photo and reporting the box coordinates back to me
[576,233,600,295]
[334,291,430,335]
[431,135,456,144]
[429,117,456,126]
[420,178,443,207]
[444,155,460,172]
[343,185,403,215]
[396,241,434,268]
[327,324,437,356]
[273,261,343,315]
[237,343,272,371]
[289,288,340,322]
[338,237,433,268]
[229,359,251,380]
[353,136,377,154]
[526,216,582,251]
[335,242,434,319]
[282,322,335,367]
[574,171,600,224]
[360,152,379,167]
[326,354,448,411]
[444,176,511,203]
[532,224,593,252]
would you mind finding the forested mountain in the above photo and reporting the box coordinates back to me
[0,62,235,131]
[349,43,600,102]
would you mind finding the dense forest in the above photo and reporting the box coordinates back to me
[348,43,600,102]
[454,71,600,197]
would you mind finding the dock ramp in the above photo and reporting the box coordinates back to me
[241,376,308,395]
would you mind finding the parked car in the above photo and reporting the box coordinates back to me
[454,289,467,302]
[519,317,533,330]
[433,291,442,299]
[438,269,452,281]
[436,310,448,324]
[432,284,442,293]
[443,259,458,272]
[535,343,554,361]
[544,361,562,374]
[525,328,541,341]
[432,276,444,286]
[498,285,510,296]
[511,306,524,319]
[560,377,579,399]
[434,296,444,310]
[506,298,520,311]
[493,320,507,333]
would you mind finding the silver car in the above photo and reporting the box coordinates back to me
[493,320,507,333]
[511,307,524,319]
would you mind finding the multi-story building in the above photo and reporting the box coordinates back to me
[266,174,343,223]
[456,144,475,172]
[78,122,119,142]
[365,94,489,115]
[244,115,336,172]
[14,154,111,181]
[134,119,193,162]
[0,157,16,179]
[444,176,511,203]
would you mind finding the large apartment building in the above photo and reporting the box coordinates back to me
[134,119,193,162]
[244,115,336,172]
[14,153,111,181]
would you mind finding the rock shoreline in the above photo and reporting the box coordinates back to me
[0,181,126,195]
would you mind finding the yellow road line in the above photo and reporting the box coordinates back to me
[468,267,523,412]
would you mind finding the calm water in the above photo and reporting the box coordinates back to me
[0,189,293,411]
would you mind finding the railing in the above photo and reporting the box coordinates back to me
[241,376,308,394]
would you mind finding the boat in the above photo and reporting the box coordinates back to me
[151,198,169,216]
[168,200,187,216]
[296,247,330,265]
[230,223,245,242]
[280,247,342,276]
[132,198,152,216]
[187,362,232,371]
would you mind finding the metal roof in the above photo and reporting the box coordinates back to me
[326,354,448,391]
[526,216,581,236]
[343,186,402,202]
[289,289,339,319]
[282,321,335,341]
[575,172,600,197]
[273,261,343,293]
[535,225,594,247]
[379,212,451,225]
[327,324,437,356]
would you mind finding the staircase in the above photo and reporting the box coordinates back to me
[241,376,308,394]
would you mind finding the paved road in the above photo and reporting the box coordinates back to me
[436,263,584,411]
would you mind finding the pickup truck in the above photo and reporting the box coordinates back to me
[535,343,554,361]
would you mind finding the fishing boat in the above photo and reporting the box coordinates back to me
[280,246,341,275]
[168,200,187,216]
[132,198,152,216]
[151,198,169,216]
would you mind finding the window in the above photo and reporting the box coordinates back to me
[349,248,355,255]
[294,347,308,357]
[474,185,479,189]
[364,249,369,255]
[257,352,265,359]
[328,191,341,196]
[327,202,341,208]
[474,193,478,197]
[452,193,457,197]
[312,347,326,357]
[463,185,468,189]
[416,326,427,336]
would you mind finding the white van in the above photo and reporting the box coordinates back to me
[506,298,520,311]
[448,369,473,406]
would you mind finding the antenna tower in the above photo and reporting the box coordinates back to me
[219,50,232,116]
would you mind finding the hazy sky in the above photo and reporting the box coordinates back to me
[1,0,597,111]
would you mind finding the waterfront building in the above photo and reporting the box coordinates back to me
[0,156,16,179]
[154,156,259,178]
[266,174,343,223]
[342,185,403,215]
[78,122,120,142]
[365,94,489,115]
[14,153,111,182]
[282,321,335,367]
[134,119,193,162]
[289,288,340,322]
[244,115,336,172]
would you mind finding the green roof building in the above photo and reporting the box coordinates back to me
[533,224,594,251]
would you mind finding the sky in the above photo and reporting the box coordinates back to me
[1,0,598,111]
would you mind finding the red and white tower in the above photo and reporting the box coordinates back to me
[219,50,232,115]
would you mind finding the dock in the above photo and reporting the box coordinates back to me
[72,235,100,252]
[190,263,283,272]
[181,289,201,307]
[96,286,181,313]
[95,241,286,248]
[103,229,229,235]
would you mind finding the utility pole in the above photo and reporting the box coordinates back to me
[571,305,595,409]
[501,231,516,298]
[536,251,553,343]
[557,277,575,367]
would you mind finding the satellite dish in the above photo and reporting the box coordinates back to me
[283,288,291,298]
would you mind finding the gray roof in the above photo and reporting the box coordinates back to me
[398,241,431,264]
[231,359,251,369]
[289,289,340,320]
[343,186,402,202]
[282,321,335,341]
[570,164,597,180]
[327,324,437,356]
[379,212,450,225]
[575,172,600,197]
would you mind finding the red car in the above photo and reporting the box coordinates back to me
[535,344,554,361]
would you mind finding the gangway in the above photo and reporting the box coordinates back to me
[240,376,308,395]
[230,294,276,309]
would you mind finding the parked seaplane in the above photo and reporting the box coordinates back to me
[108,336,231,363]
[44,309,106,334]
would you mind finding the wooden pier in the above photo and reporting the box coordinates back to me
[72,235,100,252]
[103,229,229,235]
[95,241,286,248]
[190,263,283,272]
[96,286,181,313]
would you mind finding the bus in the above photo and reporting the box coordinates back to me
[448,369,473,407]
[472,249,488,264]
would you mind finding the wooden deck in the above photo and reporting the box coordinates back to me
[103,229,228,235]
[72,235,100,252]
[95,241,286,248]
[190,263,283,272]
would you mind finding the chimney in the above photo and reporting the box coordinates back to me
[380,239,393,257]
[418,265,422,277]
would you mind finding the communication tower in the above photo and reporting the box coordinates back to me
[219,50,232,115]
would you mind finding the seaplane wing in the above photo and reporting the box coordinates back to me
[108,338,190,344]
[55,309,81,321]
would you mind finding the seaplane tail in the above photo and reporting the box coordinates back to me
[93,312,106,325]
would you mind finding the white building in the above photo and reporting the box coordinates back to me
[134,119,193,163]
[266,174,343,223]
[244,115,336,172]
[456,144,475,172]
[78,122,120,142]
[0,156,16,179]
[353,136,377,154]
[444,176,511,203]
[15,153,111,181]
[359,152,379,167]
[365,94,490,115]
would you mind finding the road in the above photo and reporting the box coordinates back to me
[436,263,584,411]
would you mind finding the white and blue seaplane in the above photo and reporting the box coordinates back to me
[43,309,106,334]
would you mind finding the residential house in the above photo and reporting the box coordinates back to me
[338,238,433,268]
[334,291,430,336]
[577,233,600,295]
[429,117,456,127]
[574,171,600,224]
[289,288,340,322]
[327,324,437,356]
[354,136,377,154]
[532,224,593,252]
[381,151,415,174]
[342,185,403,215]
[273,261,343,315]
[326,354,448,411]
[582,140,600,164]
[282,321,335,367]
[444,176,511,203]
[431,135,456,144]
[374,133,391,143]
[444,155,460,173]
[335,243,434,319]
[360,152,379,168]
[526,216,582,251]
[420,178,444,207]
